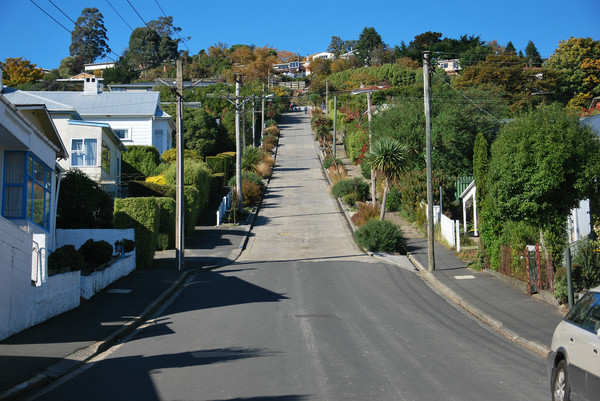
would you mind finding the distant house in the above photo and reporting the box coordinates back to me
[3,82,127,197]
[437,59,461,74]
[4,77,175,156]
[0,70,80,340]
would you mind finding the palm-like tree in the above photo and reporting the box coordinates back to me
[366,137,409,220]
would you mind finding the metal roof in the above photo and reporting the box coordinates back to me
[2,88,165,117]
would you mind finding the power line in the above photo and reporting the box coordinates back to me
[47,0,77,26]
[105,0,134,32]
[126,0,150,28]
[30,0,71,34]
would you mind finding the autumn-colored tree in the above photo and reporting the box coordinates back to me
[1,57,44,86]
[545,37,600,108]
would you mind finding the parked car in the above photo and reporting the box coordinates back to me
[547,286,600,401]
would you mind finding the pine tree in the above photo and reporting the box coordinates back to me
[525,40,542,67]
[505,41,517,55]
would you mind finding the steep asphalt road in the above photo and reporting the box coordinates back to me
[29,112,549,401]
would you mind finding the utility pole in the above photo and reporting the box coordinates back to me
[367,91,375,206]
[423,51,435,272]
[325,80,329,115]
[235,74,243,209]
[175,58,185,271]
[242,101,247,148]
[261,83,265,142]
[252,95,256,147]
[333,96,337,159]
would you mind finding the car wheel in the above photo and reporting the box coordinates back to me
[552,360,571,401]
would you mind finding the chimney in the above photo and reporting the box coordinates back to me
[83,76,100,95]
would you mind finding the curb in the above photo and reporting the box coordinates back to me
[407,254,550,358]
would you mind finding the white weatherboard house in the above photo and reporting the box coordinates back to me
[2,85,127,197]
[5,77,175,155]
[0,72,78,340]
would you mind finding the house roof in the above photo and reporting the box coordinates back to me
[2,87,165,117]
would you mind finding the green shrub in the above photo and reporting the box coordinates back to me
[78,239,113,272]
[183,186,201,234]
[155,197,175,250]
[241,181,262,206]
[128,181,176,198]
[57,169,114,229]
[342,192,359,207]
[114,197,160,269]
[114,239,135,254]
[265,119,278,128]
[48,245,84,275]
[354,219,406,253]
[164,159,212,213]
[228,171,264,190]
[160,148,202,163]
[122,145,160,178]
[351,202,381,227]
[331,177,369,201]
[322,157,342,170]
[206,156,226,173]
[242,145,262,173]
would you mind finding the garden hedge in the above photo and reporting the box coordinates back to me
[155,197,175,250]
[114,197,160,269]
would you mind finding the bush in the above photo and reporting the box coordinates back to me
[256,162,273,178]
[342,192,359,207]
[242,145,262,173]
[146,175,166,185]
[354,219,406,253]
[331,177,369,201]
[78,239,113,272]
[241,181,262,206]
[351,202,381,227]
[228,171,264,190]
[48,245,84,275]
[323,157,342,170]
[122,145,160,178]
[265,119,278,128]
[183,186,201,234]
[57,169,114,229]
[206,156,226,174]
[115,239,135,254]
[164,159,212,213]
[128,181,176,198]
[264,126,280,137]
[114,197,160,269]
[160,148,202,163]
[155,197,175,250]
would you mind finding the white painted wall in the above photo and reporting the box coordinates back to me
[0,217,80,340]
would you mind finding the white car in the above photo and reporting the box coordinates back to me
[547,286,600,401]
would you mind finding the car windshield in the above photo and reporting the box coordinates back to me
[566,292,600,332]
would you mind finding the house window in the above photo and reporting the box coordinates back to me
[2,152,52,230]
[101,141,110,174]
[114,129,129,140]
[71,138,97,166]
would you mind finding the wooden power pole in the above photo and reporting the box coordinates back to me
[175,58,185,271]
[423,51,435,272]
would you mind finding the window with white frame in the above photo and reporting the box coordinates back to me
[2,152,52,230]
[113,128,129,140]
[71,138,97,166]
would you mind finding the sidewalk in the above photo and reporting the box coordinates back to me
[331,131,565,358]
[0,222,252,400]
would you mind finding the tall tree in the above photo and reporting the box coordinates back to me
[57,55,85,78]
[0,57,44,86]
[487,104,600,245]
[128,27,161,71]
[355,27,385,66]
[69,7,110,64]
[525,40,542,67]
[545,37,600,108]
[102,56,139,84]
[328,36,347,57]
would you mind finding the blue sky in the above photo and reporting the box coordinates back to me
[2,0,599,69]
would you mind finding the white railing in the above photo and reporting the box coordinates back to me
[216,191,232,226]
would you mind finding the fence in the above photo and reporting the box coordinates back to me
[440,214,461,251]
[216,191,232,226]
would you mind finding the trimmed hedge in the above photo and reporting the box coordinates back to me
[122,145,160,178]
[206,156,226,174]
[155,197,175,250]
[48,245,84,275]
[164,159,211,213]
[114,197,160,269]
[79,239,113,271]
[183,186,200,234]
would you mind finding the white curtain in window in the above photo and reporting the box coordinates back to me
[71,139,84,166]
[85,139,97,166]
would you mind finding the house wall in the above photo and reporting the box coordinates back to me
[0,217,80,340]
[93,117,153,148]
